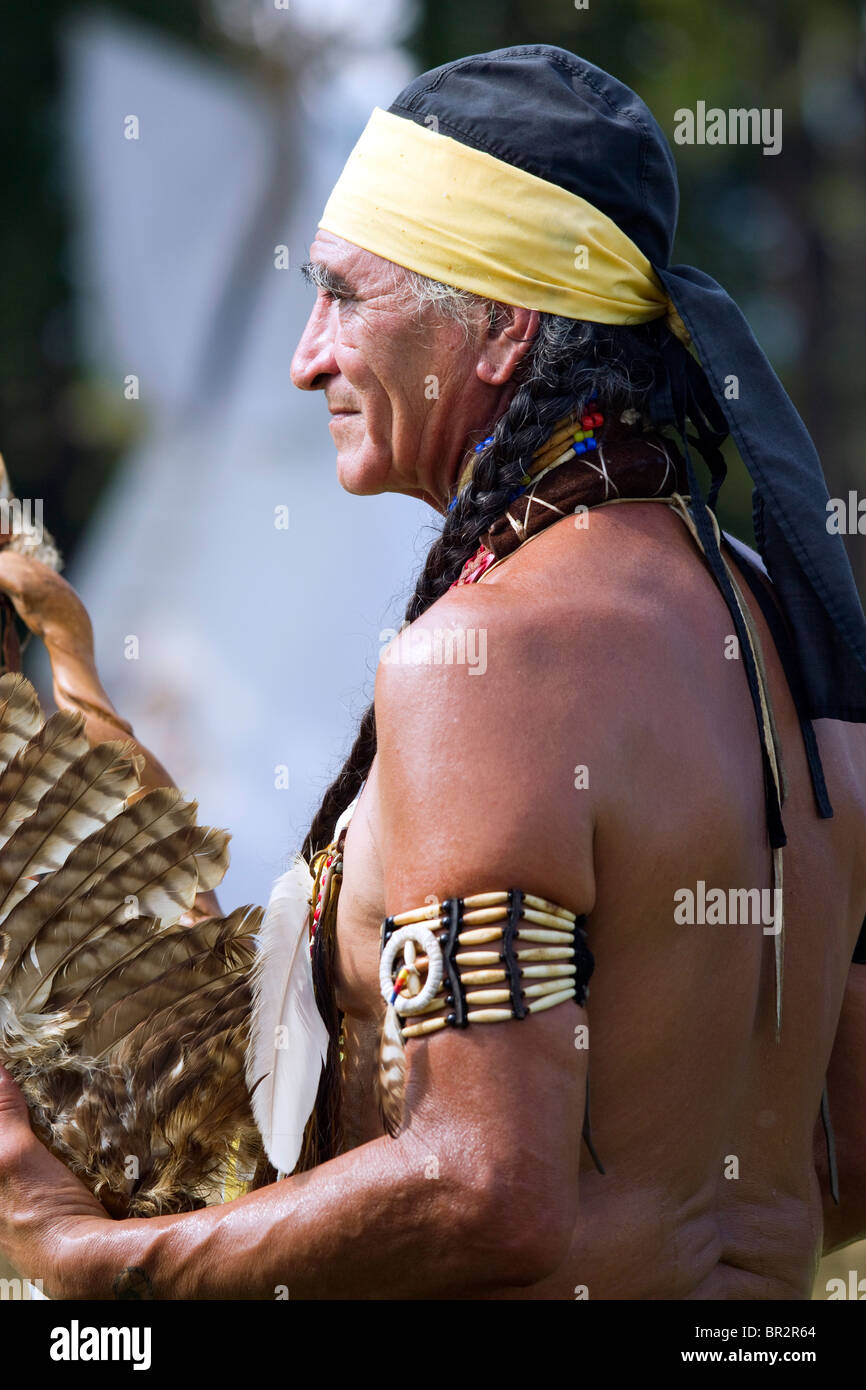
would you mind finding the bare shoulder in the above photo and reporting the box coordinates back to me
[372,581,599,915]
[373,564,625,754]
[373,506,704,805]
[374,581,569,781]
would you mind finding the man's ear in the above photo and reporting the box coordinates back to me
[476,304,540,386]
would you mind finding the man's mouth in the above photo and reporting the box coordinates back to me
[329,409,360,432]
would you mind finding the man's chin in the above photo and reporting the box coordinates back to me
[334,446,386,497]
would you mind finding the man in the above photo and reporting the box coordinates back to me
[0,45,864,1300]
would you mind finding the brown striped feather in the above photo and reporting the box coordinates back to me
[65,908,257,1025]
[1,823,230,1006]
[84,962,253,1062]
[0,672,44,771]
[0,740,143,925]
[23,785,198,909]
[0,709,90,847]
[1,824,216,998]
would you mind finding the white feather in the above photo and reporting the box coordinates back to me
[246,853,329,1175]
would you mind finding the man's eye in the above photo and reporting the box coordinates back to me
[321,287,351,305]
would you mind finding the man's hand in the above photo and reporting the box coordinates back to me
[0,1065,111,1295]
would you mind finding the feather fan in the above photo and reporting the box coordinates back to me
[0,671,266,1217]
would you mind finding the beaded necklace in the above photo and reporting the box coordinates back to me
[452,405,685,587]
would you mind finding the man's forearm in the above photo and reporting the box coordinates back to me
[67,1130,536,1300]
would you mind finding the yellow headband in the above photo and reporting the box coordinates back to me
[319,107,690,344]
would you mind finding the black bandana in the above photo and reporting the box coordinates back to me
[389,45,866,725]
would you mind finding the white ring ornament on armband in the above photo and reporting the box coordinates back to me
[379,924,445,1014]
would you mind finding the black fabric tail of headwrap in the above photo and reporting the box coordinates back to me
[653,333,787,850]
[656,263,866,725]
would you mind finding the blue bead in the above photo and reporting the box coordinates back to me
[447,495,459,512]
[585,437,598,451]
[574,440,588,455]
[474,434,495,453]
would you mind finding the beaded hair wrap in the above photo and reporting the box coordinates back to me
[377,888,595,1139]
[451,407,688,587]
[450,401,609,513]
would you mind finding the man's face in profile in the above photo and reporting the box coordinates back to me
[291,230,516,511]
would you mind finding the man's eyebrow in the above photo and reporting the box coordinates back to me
[300,260,356,296]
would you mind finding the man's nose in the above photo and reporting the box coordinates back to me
[291,301,339,391]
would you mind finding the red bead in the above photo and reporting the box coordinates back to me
[591,412,604,427]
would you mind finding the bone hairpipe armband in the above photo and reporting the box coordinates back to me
[378,887,594,1039]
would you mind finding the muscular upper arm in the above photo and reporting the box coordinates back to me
[373,594,595,1277]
